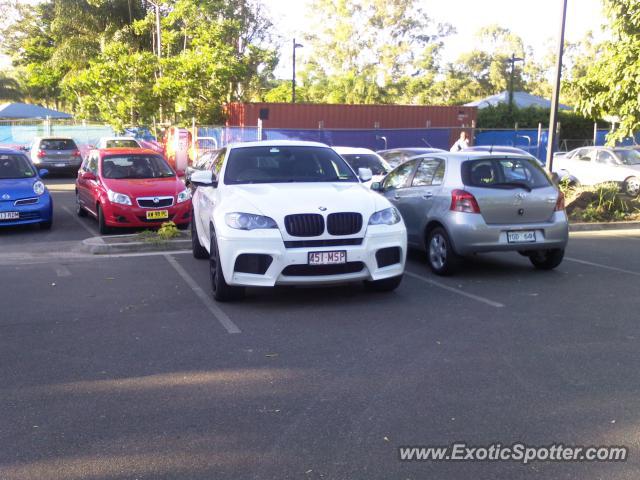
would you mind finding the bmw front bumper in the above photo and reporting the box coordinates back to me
[216,223,407,287]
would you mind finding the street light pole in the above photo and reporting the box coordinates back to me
[546,0,568,172]
[508,54,524,110]
[292,38,303,103]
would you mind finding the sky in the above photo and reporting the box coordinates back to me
[265,0,607,78]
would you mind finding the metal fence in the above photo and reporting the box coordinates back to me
[2,120,638,162]
[0,119,114,147]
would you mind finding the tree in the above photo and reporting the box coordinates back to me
[1,0,277,127]
[294,0,452,104]
[575,0,640,143]
[436,25,551,105]
[0,73,23,101]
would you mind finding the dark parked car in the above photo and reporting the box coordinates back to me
[377,148,446,169]
[28,137,83,174]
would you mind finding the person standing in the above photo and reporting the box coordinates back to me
[450,131,470,152]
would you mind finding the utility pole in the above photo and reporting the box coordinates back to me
[154,2,162,61]
[546,0,568,172]
[292,38,303,103]
[508,53,524,110]
[148,1,163,123]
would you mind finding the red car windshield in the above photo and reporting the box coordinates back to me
[102,155,174,179]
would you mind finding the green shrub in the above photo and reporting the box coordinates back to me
[157,221,180,240]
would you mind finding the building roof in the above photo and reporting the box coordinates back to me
[464,91,572,110]
[0,102,73,119]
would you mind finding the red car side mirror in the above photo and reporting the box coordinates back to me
[82,171,97,181]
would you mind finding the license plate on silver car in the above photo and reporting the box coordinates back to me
[0,212,20,220]
[507,230,536,243]
[308,251,346,265]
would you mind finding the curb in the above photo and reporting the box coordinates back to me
[569,221,640,232]
[82,233,191,255]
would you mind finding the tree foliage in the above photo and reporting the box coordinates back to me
[1,0,277,127]
[575,0,640,143]
[293,0,452,104]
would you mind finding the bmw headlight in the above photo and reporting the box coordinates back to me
[225,212,277,230]
[107,189,132,206]
[33,180,45,196]
[368,207,401,225]
[176,188,191,203]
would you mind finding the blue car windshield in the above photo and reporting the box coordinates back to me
[0,154,37,179]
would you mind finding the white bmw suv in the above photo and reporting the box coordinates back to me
[190,140,407,301]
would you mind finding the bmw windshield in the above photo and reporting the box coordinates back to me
[224,146,359,184]
[0,154,37,179]
[101,155,175,179]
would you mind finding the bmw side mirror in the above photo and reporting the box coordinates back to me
[191,170,217,187]
[358,167,373,182]
[370,181,383,192]
[38,169,49,178]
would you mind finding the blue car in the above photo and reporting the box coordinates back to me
[0,148,53,229]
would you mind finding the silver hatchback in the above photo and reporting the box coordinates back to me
[373,152,569,275]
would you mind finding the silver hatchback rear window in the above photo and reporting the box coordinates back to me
[462,157,551,190]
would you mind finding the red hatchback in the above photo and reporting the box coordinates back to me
[76,148,192,234]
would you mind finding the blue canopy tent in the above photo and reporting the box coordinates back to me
[465,91,572,111]
[0,102,72,119]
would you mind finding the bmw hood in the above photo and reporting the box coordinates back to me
[222,182,394,235]
[0,177,45,201]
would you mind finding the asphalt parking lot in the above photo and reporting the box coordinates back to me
[1,179,640,479]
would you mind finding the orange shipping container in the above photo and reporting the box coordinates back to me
[224,103,476,129]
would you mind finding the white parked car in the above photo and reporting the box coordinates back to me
[332,146,391,187]
[553,146,640,196]
[190,140,407,301]
[96,137,142,149]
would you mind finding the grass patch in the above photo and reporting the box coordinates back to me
[137,222,182,243]
[561,181,640,222]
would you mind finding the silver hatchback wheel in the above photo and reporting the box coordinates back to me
[426,227,461,276]
[429,233,447,270]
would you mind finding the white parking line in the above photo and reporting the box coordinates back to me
[565,257,640,277]
[164,254,241,334]
[55,265,71,277]
[405,271,505,308]
[61,206,97,236]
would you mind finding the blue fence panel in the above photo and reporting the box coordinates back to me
[595,130,640,146]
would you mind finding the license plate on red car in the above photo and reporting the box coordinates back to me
[308,251,346,265]
[0,212,19,221]
[146,210,169,220]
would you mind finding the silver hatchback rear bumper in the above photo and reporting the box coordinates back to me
[446,211,569,255]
